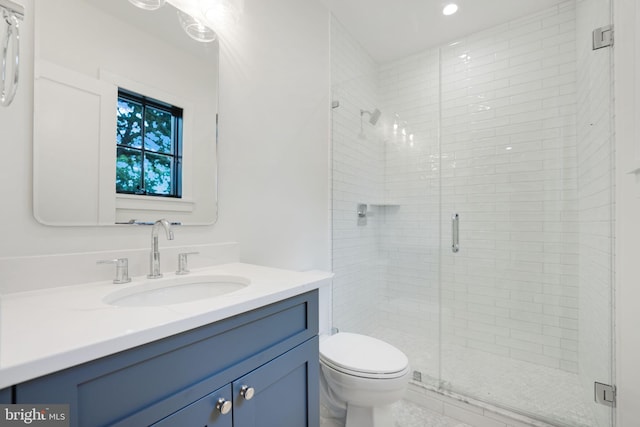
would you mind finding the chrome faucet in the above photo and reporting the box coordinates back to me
[148,219,174,279]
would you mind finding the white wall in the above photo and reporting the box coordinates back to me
[0,0,330,272]
[220,0,331,272]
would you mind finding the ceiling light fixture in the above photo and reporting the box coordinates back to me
[177,10,217,43]
[128,0,167,11]
[442,3,458,16]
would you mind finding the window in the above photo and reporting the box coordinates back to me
[116,89,183,197]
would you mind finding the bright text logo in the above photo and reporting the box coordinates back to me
[0,405,69,427]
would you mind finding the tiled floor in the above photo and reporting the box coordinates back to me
[374,326,596,427]
[392,400,473,427]
[320,400,473,427]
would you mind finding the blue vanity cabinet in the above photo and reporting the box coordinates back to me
[0,387,11,403]
[152,337,319,427]
[14,291,319,427]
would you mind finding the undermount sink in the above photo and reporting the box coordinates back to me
[103,275,251,307]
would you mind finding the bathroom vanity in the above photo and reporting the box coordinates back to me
[0,263,331,427]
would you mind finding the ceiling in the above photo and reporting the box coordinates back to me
[322,0,566,63]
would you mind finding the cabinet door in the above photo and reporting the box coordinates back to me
[151,384,232,427]
[0,387,11,403]
[232,337,319,427]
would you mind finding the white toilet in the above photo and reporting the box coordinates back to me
[319,332,411,427]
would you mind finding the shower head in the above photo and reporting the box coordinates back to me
[369,109,381,125]
[361,108,381,125]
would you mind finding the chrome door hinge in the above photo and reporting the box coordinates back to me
[594,382,616,407]
[593,25,614,50]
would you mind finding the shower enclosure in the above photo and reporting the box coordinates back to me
[330,1,614,426]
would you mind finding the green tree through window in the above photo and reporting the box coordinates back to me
[116,89,183,197]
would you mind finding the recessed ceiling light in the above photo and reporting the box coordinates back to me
[443,3,459,16]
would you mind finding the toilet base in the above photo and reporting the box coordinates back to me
[345,403,394,427]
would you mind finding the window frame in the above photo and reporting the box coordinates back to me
[116,88,183,198]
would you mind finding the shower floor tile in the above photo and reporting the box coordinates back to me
[392,400,473,427]
[320,400,472,427]
[373,326,596,427]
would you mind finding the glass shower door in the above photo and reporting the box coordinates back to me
[329,19,442,385]
[438,0,614,426]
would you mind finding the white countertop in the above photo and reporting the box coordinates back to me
[0,263,332,389]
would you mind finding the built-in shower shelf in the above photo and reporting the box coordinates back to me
[368,202,400,207]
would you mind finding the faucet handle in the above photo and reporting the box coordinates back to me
[97,258,132,284]
[176,252,199,275]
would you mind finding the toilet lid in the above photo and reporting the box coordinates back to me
[320,333,409,377]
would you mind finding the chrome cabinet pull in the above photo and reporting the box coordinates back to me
[216,398,232,415]
[240,385,255,400]
[452,213,459,253]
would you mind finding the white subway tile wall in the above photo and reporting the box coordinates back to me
[331,0,613,425]
[331,17,385,335]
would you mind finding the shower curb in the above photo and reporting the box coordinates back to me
[405,381,562,427]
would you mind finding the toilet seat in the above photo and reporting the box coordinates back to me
[320,332,409,379]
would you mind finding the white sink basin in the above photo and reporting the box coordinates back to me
[103,275,250,307]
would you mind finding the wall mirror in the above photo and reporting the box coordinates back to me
[33,0,219,226]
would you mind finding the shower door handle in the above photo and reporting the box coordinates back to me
[452,213,459,253]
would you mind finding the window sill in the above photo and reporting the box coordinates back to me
[116,194,195,213]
